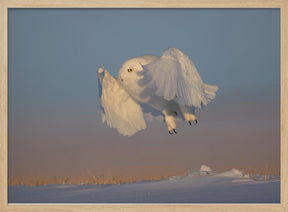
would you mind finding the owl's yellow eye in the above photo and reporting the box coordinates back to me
[127,68,133,72]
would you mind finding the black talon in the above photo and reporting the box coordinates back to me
[169,131,174,135]
[188,121,192,125]
[195,119,198,124]
[174,112,177,116]
[173,129,177,134]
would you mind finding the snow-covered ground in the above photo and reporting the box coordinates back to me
[8,166,280,203]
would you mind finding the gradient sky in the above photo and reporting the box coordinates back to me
[8,9,280,181]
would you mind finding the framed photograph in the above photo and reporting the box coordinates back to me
[1,0,287,211]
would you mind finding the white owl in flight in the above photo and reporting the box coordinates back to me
[97,47,218,136]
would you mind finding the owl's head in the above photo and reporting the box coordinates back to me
[118,55,158,84]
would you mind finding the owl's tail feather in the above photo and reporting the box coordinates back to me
[204,84,218,103]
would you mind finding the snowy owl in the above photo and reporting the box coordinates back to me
[97,47,218,136]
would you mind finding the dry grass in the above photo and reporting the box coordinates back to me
[237,166,280,181]
[8,173,173,186]
[9,166,280,186]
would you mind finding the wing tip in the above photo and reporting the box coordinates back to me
[205,84,219,92]
[97,65,105,74]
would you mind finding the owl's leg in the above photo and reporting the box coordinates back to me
[162,110,177,134]
[179,105,197,125]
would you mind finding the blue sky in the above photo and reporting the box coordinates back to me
[8,9,280,180]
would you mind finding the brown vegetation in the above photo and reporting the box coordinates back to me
[9,166,280,186]
[8,173,173,186]
[238,166,280,181]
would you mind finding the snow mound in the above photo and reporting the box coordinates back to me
[169,176,181,181]
[188,165,213,176]
[200,165,212,172]
[217,168,244,177]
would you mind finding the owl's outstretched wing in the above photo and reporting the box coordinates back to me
[142,47,218,109]
[97,66,146,136]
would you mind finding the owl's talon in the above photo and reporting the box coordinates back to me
[173,129,177,134]
[195,119,198,124]
[168,131,174,135]
[188,121,192,125]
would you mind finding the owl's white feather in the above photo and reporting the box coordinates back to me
[97,66,146,136]
[97,48,218,136]
[142,47,218,108]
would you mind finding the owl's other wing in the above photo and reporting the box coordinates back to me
[142,47,218,109]
[97,66,146,136]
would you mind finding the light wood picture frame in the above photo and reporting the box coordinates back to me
[0,0,287,211]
